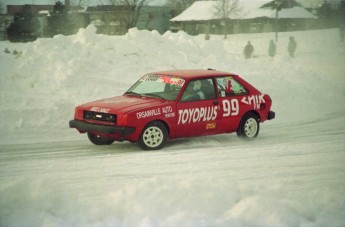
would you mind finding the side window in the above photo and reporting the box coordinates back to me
[180,79,216,102]
[216,77,247,97]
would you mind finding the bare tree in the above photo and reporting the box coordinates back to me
[214,0,242,39]
[165,0,197,10]
[0,0,3,14]
[68,0,90,7]
[104,0,147,30]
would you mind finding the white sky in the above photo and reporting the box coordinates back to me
[0,0,167,13]
[1,0,340,7]
[0,0,167,6]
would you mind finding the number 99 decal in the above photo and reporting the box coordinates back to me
[222,99,239,117]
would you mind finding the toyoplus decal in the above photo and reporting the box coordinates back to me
[241,94,265,109]
[178,106,217,125]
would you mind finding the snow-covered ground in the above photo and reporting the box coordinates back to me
[0,26,345,226]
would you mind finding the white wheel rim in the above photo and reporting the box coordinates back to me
[143,126,164,148]
[244,118,258,137]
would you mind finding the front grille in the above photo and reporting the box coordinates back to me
[84,111,117,124]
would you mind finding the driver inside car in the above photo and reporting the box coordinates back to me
[181,80,205,101]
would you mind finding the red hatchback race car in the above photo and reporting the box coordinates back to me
[69,69,275,150]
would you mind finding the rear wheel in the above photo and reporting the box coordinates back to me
[237,113,260,139]
[87,132,115,145]
[138,121,168,150]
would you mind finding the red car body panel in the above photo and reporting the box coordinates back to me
[70,69,275,146]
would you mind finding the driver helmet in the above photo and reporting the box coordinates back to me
[193,80,201,91]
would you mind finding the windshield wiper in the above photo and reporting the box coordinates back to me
[143,93,166,100]
[125,91,142,97]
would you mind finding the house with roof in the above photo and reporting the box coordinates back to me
[170,0,317,35]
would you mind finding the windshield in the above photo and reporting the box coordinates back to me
[126,74,185,101]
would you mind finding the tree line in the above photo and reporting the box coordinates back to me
[5,0,148,42]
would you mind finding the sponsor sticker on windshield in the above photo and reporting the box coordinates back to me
[141,75,185,87]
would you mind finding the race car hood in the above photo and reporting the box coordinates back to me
[77,95,167,114]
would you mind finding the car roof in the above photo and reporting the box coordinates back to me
[151,69,238,80]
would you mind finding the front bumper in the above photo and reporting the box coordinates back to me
[69,120,135,135]
[267,111,275,120]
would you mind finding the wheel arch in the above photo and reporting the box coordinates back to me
[243,110,260,121]
[237,110,260,132]
[144,119,171,136]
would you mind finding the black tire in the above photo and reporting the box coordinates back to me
[87,132,115,145]
[138,121,168,150]
[237,112,260,139]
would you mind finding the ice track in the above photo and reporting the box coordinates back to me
[1,111,345,227]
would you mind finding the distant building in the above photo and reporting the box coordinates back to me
[136,6,172,34]
[170,0,318,35]
[0,15,13,40]
[299,0,341,9]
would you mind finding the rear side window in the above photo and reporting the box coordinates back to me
[216,77,247,97]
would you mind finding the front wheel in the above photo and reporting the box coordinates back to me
[87,132,115,145]
[138,121,168,150]
[237,113,260,139]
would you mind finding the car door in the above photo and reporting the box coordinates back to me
[175,78,223,138]
[216,76,249,132]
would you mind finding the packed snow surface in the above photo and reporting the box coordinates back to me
[1,25,345,226]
